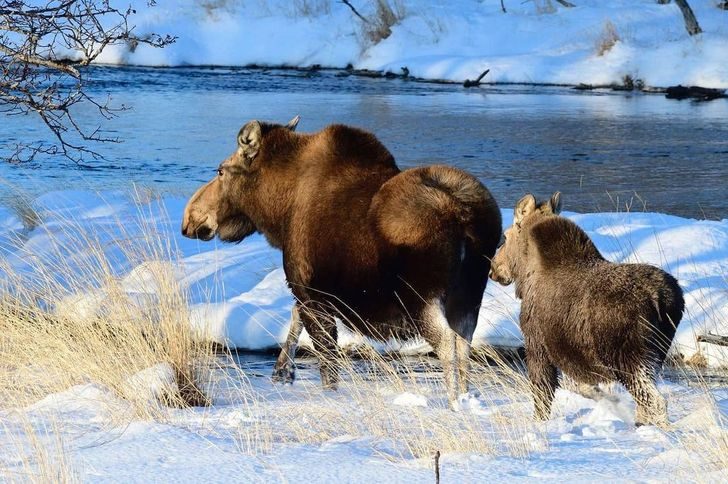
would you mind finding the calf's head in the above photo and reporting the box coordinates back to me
[489,192,561,285]
[181,115,300,242]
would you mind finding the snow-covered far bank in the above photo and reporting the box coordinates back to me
[91,0,728,88]
[0,189,726,367]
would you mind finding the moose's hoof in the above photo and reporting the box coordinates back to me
[320,373,339,391]
[271,364,296,385]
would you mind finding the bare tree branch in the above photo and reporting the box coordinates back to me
[340,0,370,24]
[1,0,175,163]
[673,0,702,36]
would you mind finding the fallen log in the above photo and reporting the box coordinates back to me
[463,69,490,88]
[697,333,728,348]
[666,85,727,101]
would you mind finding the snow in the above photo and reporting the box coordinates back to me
[1,361,727,481]
[1,190,726,367]
[88,0,728,88]
[392,392,429,408]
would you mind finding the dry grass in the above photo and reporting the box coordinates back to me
[533,0,557,15]
[266,347,545,460]
[0,191,217,478]
[0,191,213,415]
[596,20,620,56]
[362,0,406,43]
[291,0,331,17]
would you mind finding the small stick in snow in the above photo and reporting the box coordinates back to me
[555,0,576,7]
[463,69,490,88]
[434,450,441,484]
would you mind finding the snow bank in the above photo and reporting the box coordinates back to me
[1,190,726,366]
[92,0,728,88]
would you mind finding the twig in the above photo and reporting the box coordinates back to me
[554,0,576,7]
[434,450,441,484]
[340,0,370,24]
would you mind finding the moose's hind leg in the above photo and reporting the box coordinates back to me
[272,304,303,384]
[453,312,478,395]
[421,299,462,408]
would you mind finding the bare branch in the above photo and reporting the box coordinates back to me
[1,0,175,163]
[673,0,702,36]
[340,0,370,24]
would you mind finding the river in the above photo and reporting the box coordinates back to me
[1,65,727,219]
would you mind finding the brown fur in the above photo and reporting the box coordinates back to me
[182,118,502,405]
[490,193,684,426]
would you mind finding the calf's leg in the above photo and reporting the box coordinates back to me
[272,303,303,384]
[618,366,668,427]
[525,337,558,420]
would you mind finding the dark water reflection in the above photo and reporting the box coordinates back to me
[1,66,727,219]
[226,350,728,387]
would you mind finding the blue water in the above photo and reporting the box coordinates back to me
[2,66,727,219]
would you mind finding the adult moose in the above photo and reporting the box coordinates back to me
[182,117,502,406]
[490,193,684,426]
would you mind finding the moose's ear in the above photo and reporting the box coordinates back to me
[237,120,262,166]
[549,191,562,215]
[514,194,537,225]
[285,115,300,131]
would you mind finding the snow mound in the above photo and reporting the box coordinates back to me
[392,392,428,408]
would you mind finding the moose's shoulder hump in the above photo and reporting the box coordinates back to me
[322,124,396,166]
[528,216,603,268]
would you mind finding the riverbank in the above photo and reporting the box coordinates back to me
[93,0,728,89]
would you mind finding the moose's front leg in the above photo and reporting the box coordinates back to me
[300,303,340,390]
[272,303,303,384]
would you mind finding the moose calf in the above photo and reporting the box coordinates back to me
[489,193,684,426]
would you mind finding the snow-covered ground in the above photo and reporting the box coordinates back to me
[1,190,727,481]
[1,359,727,481]
[93,0,728,88]
[1,190,726,366]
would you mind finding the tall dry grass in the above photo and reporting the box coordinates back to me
[0,190,217,479]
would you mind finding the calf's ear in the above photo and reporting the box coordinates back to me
[285,115,301,131]
[237,120,262,166]
[514,194,537,225]
[549,191,562,215]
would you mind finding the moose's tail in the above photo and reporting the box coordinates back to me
[370,165,501,252]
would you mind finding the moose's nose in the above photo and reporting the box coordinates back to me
[181,221,192,238]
